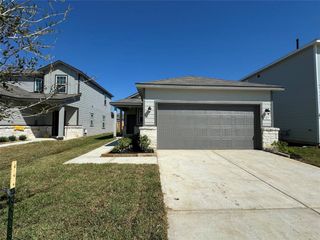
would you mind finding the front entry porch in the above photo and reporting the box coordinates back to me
[117,107,142,136]
[52,106,83,139]
[111,93,143,137]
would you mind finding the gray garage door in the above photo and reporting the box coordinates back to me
[157,103,260,149]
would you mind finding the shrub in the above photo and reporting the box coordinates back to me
[8,135,17,141]
[0,136,9,142]
[139,135,151,152]
[19,135,27,141]
[112,137,132,153]
[271,141,293,154]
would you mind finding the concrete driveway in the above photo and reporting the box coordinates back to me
[158,150,320,240]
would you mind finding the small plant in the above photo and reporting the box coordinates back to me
[112,137,132,153]
[19,135,27,141]
[8,135,17,142]
[271,141,293,154]
[139,135,152,152]
[0,136,9,142]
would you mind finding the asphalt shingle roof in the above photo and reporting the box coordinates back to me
[0,84,80,101]
[110,93,142,107]
[136,76,282,88]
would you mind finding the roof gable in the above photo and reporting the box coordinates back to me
[38,60,113,97]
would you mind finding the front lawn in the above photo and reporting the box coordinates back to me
[0,134,167,239]
[288,146,320,167]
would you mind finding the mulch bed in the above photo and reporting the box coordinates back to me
[101,152,157,157]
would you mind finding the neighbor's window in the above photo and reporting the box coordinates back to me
[55,75,67,93]
[104,95,107,106]
[34,78,43,93]
[102,115,106,129]
[90,113,94,127]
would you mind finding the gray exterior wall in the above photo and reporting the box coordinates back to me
[244,45,319,145]
[143,88,273,128]
[315,45,320,144]
[0,108,52,126]
[15,76,36,92]
[69,76,114,136]
[43,64,79,94]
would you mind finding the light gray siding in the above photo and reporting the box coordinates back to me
[144,88,272,127]
[0,108,52,126]
[43,64,78,94]
[69,77,113,136]
[245,46,318,144]
[44,64,114,136]
[15,76,35,92]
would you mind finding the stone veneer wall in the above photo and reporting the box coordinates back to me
[64,126,84,140]
[139,126,157,149]
[0,126,52,139]
[262,127,280,149]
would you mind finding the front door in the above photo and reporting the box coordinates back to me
[126,115,136,135]
[52,111,59,136]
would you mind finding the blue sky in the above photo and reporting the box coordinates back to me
[48,1,320,100]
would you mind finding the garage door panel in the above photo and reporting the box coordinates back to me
[157,104,259,149]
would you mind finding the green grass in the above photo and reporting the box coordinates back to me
[0,134,167,239]
[288,146,320,168]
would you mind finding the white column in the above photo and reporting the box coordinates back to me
[58,106,65,139]
[113,110,117,137]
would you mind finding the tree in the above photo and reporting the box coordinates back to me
[0,0,70,120]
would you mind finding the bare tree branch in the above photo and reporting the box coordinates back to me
[0,0,70,120]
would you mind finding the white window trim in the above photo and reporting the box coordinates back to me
[55,74,68,93]
[34,78,43,93]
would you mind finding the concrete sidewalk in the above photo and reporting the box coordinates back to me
[158,150,320,240]
[0,138,56,148]
[64,139,157,164]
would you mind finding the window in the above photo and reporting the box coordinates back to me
[90,113,94,127]
[34,78,43,93]
[55,75,67,93]
[104,95,107,106]
[102,115,106,129]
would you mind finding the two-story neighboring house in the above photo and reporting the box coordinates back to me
[0,60,114,139]
[242,39,320,146]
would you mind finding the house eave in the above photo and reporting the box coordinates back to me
[38,60,114,98]
[135,84,284,91]
[241,39,320,81]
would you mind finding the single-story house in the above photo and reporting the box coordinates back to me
[111,76,284,150]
